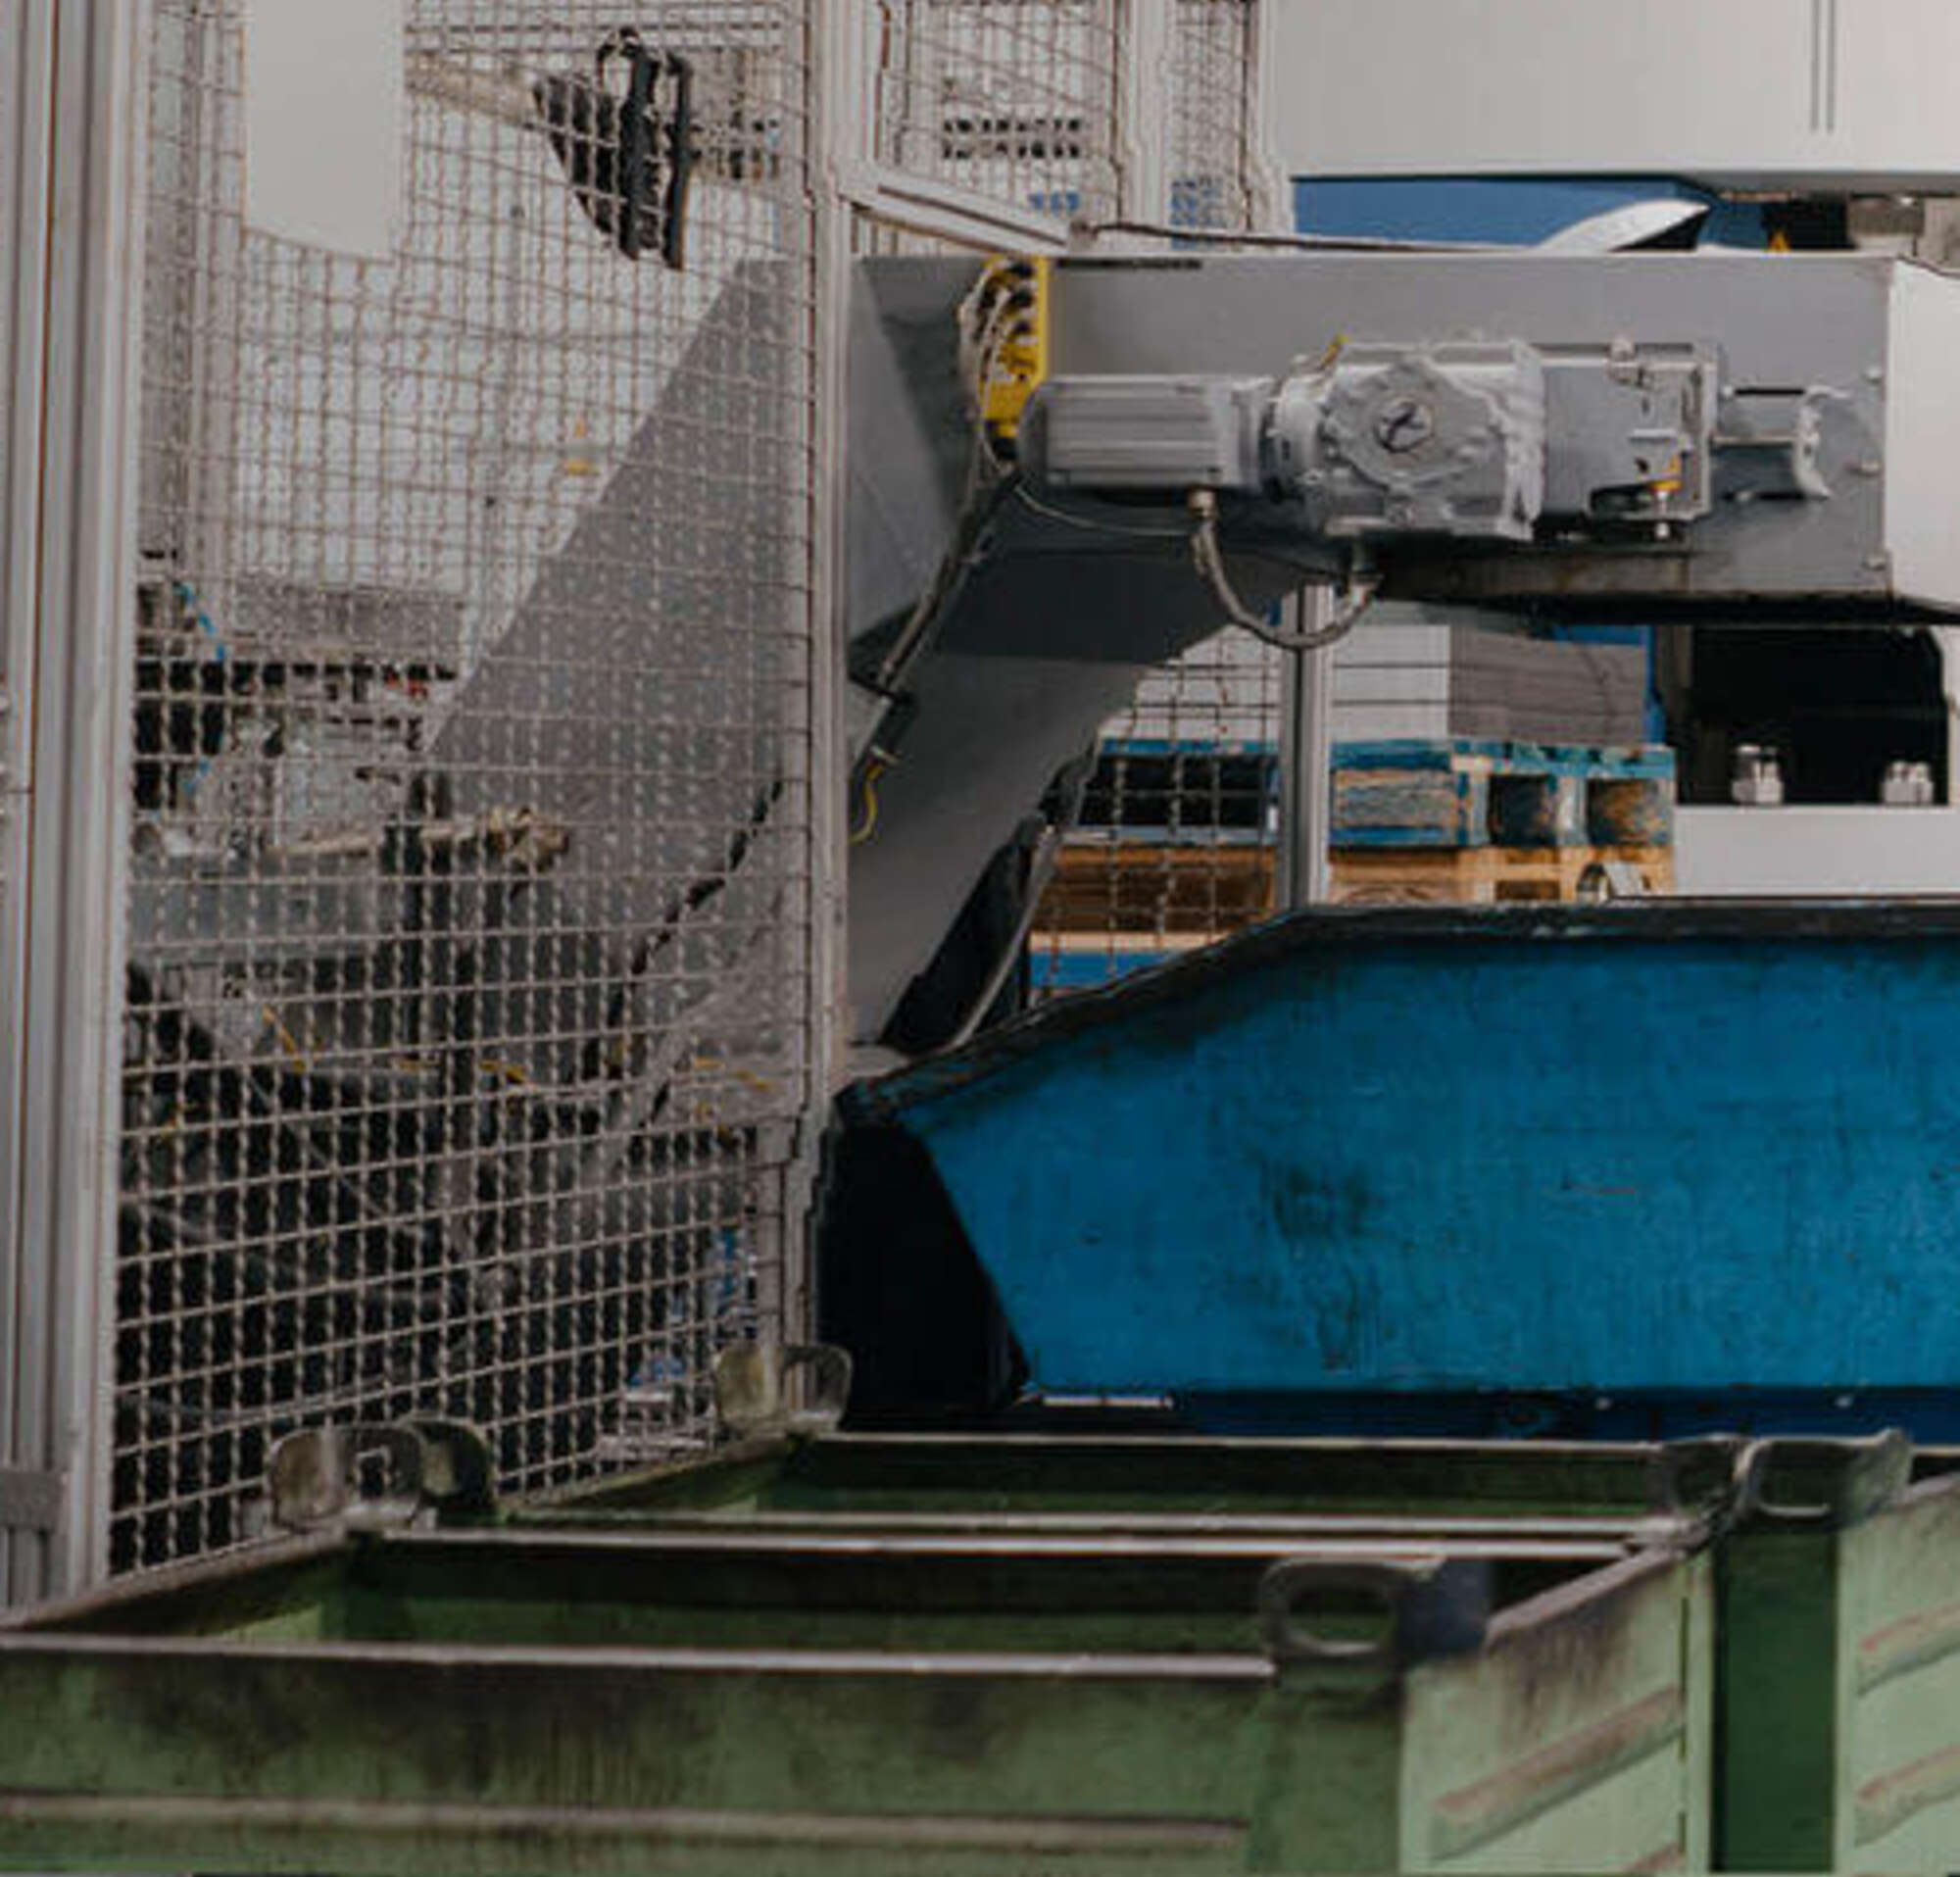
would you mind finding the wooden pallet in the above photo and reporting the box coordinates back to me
[1040,841,1275,934]
[1333,739,1675,850]
[1037,836,1675,949]
[1332,843,1676,907]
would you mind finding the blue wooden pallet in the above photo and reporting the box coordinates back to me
[1333,739,1675,850]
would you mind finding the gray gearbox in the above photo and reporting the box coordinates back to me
[1269,339,1545,542]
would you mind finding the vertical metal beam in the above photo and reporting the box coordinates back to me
[1256,10,1313,910]
[798,0,858,1340]
[7,0,150,1600]
[1277,592,1335,910]
[1116,0,1175,223]
[0,0,55,1605]
[1244,1,1294,235]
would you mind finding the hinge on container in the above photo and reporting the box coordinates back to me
[713,1343,853,1440]
[269,1419,496,1534]
[0,1465,62,1534]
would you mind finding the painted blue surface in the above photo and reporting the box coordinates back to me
[1293,177,1768,250]
[859,913,1960,1410]
[1102,737,1278,758]
[1034,949,1179,994]
[1333,740,1673,776]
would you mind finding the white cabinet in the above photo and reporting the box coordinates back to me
[1276,0,1960,191]
[1834,2,1960,175]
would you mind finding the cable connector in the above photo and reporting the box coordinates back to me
[1187,491,1379,652]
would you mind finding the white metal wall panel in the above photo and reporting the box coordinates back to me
[1275,0,1960,192]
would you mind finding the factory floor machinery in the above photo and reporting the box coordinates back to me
[20,244,1960,1873]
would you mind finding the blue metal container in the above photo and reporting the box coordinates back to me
[843,904,1960,1437]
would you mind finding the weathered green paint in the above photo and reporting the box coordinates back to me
[1404,1553,1711,1874]
[1715,1531,1838,1868]
[0,1435,1720,1875]
[1835,1473,1960,1872]
[525,1432,1739,1524]
[1705,1433,1960,1873]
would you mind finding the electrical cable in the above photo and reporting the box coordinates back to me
[850,753,892,846]
[946,748,1099,1050]
[1081,219,1502,255]
[1187,490,1379,651]
[860,266,1026,712]
[1010,482,1195,541]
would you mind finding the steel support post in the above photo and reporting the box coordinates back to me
[1277,591,1336,910]
[1116,0,1175,225]
[2,0,149,1602]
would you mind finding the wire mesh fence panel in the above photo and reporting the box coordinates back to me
[1031,2,1277,998]
[1169,0,1259,231]
[1031,632,1282,997]
[121,0,817,1571]
[875,0,1124,225]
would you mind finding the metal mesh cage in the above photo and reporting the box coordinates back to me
[1169,0,1259,231]
[119,0,817,1569]
[1033,1,1280,996]
[875,0,1124,225]
[1032,633,1281,995]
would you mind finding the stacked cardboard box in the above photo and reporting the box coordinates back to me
[1334,608,1649,746]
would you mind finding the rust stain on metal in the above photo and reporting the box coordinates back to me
[1479,1553,1671,1732]
[1854,1595,1960,1694]
[1626,1838,1687,1874]
[1855,1739,1960,1847]
[1428,1685,1683,1861]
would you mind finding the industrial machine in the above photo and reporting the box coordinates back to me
[831,243,1960,1434]
[846,246,1960,1040]
[31,6,1960,1872]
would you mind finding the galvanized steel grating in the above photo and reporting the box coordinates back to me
[119,0,818,1571]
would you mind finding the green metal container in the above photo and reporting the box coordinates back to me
[0,1429,1719,1875]
[1717,1432,1960,1872]
[525,1428,1740,1525]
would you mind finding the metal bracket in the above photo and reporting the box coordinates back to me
[1256,1556,1490,1671]
[712,1343,853,1440]
[0,1466,63,1534]
[270,1420,497,1534]
[1730,1429,1912,1530]
[1715,383,1851,503]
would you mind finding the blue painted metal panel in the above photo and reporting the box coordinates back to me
[1292,177,1767,250]
[1033,949,1182,995]
[851,907,1960,1412]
